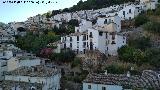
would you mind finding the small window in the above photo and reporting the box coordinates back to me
[99,31,103,36]
[106,32,108,39]
[77,42,79,48]
[102,87,106,90]
[64,43,66,48]
[89,32,93,38]
[70,43,72,48]
[88,85,91,89]
[77,36,79,41]
[83,49,86,54]
[112,35,115,40]
[83,42,86,48]
[123,11,125,15]
[83,35,86,41]
[104,19,107,24]
[109,19,111,23]
[129,9,131,13]
[70,37,72,41]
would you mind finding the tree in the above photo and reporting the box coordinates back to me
[68,19,79,27]
[143,21,160,35]
[118,45,146,65]
[135,14,149,27]
[16,31,60,54]
[128,37,151,51]
[49,49,76,63]
[145,48,160,68]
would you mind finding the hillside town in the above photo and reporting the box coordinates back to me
[0,0,160,90]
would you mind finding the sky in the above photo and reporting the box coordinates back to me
[0,0,83,24]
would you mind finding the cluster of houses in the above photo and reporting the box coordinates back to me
[8,0,158,33]
[50,0,159,56]
[0,43,61,90]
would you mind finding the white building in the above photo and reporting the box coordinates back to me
[75,19,92,33]
[87,24,126,56]
[4,65,61,90]
[53,13,72,22]
[118,4,141,20]
[83,83,123,90]
[96,15,121,32]
[58,18,126,56]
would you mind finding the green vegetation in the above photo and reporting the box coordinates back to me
[71,58,81,68]
[143,21,160,35]
[145,48,160,68]
[135,14,149,27]
[105,63,140,75]
[16,32,60,54]
[47,19,78,35]
[49,49,76,63]
[118,45,160,68]
[128,5,160,68]
[128,37,151,51]
[118,45,146,66]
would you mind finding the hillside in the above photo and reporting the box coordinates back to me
[51,0,135,16]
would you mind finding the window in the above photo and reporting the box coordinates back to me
[109,19,111,23]
[83,42,86,48]
[64,43,66,48]
[112,35,115,40]
[106,32,108,39]
[83,35,86,41]
[70,43,72,48]
[129,9,131,13]
[70,37,72,41]
[99,31,103,36]
[87,35,88,40]
[77,42,79,48]
[123,11,125,16]
[89,32,93,38]
[104,19,107,24]
[88,85,91,89]
[77,36,79,41]
[77,49,79,54]
[83,49,86,54]
[102,87,106,90]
